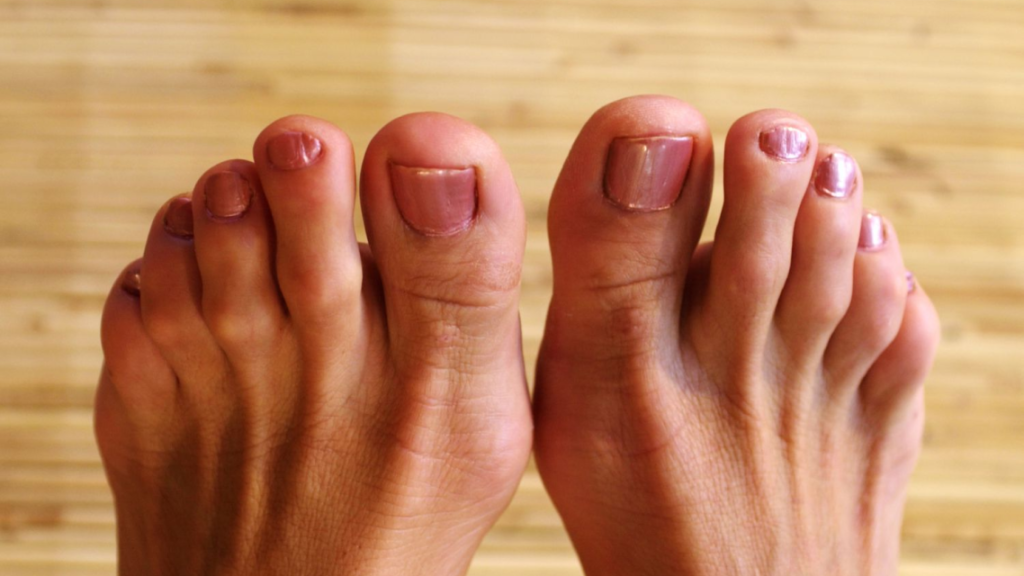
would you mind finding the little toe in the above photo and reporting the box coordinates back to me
[191,160,285,362]
[252,115,363,334]
[824,213,909,399]
[100,259,177,411]
[544,95,714,365]
[699,110,821,359]
[774,144,864,367]
[861,275,940,412]
[359,112,527,396]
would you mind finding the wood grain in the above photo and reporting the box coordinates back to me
[1,0,1022,574]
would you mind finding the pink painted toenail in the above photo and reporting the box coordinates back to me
[163,196,194,239]
[121,265,141,297]
[759,126,809,161]
[814,151,857,198]
[205,172,253,220]
[267,131,323,171]
[604,136,693,211]
[390,164,477,236]
[906,271,916,293]
[859,211,887,250]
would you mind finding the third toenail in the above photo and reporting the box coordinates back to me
[267,131,323,171]
[205,172,253,220]
[390,164,478,236]
[604,135,693,211]
[759,126,809,161]
[859,211,887,249]
[163,196,194,239]
[814,151,857,198]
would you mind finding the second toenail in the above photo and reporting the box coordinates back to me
[163,196,194,239]
[859,211,887,250]
[604,136,693,211]
[121,265,141,297]
[814,151,858,198]
[267,131,323,171]
[390,164,478,236]
[205,172,254,220]
[759,126,809,161]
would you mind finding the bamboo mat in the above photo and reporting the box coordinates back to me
[1,1,1023,574]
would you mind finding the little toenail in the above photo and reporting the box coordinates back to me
[267,131,323,171]
[814,151,858,198]
[759,126,809,161]
[163,196,194,239]
[205,172,254,220]
[604,136,693,211]
[906,271,917,293]
[390,163,477,236]
[121,265,141,297]
[859,211,887,250]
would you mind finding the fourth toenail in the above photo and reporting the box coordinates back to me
[814,151,857,198]
[267,131,323,171]
[205,172,254,220]
[759,126,809,161]
[390,164,478,236]
[859,211,887,249]
[906,271,917,293]
[163,196,194,239]
[604,135,693,211]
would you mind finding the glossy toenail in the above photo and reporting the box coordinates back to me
[859,211,887,249]
[267,131,323,171]
[163,196,194,239]
[121,265,141,297]
[390,164,477,236]
[604,136,693,211]
[814,151,857,198]
[906,271,917,293]
[759,126,809,161]
[205,172,253,220]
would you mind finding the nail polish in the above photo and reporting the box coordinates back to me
[121,266,141,297]
[205,172,253,220]
[267,131,323,171]
[390,164,477,236]
[906,271,916,293]
[759,126,809,161]
[604,136,693,211]
[163,196,194,239]
[859,211,887,249]
[814,152,857,199]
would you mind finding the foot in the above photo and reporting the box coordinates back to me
[95,114,531,575]
[535,96,940,575]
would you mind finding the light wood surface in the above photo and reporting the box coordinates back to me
[1,1,1022,574]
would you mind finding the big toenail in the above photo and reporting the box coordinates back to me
[390,164,477,236]
[604,136,693,211]
[205,172,253,220]
[163,196,194,239]
[906,271,917,293]
[267,131,323,171]
[859,211,887,249]
[814,151,857,198]
[121,265,141,297]
[759,126,809,161]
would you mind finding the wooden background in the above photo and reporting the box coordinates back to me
[1,0,1022,574]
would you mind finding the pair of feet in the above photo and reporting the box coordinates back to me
[96,95,939,575]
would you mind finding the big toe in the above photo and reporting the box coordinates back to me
[541,95,714,372]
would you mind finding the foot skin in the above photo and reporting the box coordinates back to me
[95,114,531,575]
[535,96,940,575]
